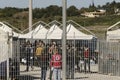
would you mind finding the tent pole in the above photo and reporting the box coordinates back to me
[29,0,33,43]
[29,0,32,32]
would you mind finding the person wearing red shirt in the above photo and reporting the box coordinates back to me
[84,47,90,73]
[50,49,62,80]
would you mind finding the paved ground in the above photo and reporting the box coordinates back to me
[19,64,120,80]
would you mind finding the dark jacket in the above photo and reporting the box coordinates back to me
[67,48,75,65]
[40,48,49,70]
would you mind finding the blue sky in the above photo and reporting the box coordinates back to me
[0,0,120,9]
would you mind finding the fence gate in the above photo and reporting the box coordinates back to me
[98,41,120,76]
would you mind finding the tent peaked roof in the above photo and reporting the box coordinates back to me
[47,24,62,39]
[107,21,120,31]
[21,20,47,33]
[0,22,19,37]
[2,21,22,33]
[48,20,62,26]
[19,30,33,39]
[67,20,95,36]
[19,24,48,39]
[33,24,48,39]
[107,29,120,40]
[67,24,87,36]
[67,24,93,40]
[0,22,12,33]
[107,29,120,35]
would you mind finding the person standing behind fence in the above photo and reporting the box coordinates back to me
[50,49,62,80]
[84,46,90,73]
[40,47,49,80]
[35,43,43,57]
[49,44,56,57]
[30,44,34,70]
[49,43,56,80]
[35,43,43,66]
[25,40,32,71]
[66,45,75,79]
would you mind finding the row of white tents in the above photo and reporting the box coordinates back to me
[19,20,120,41]
[0,20,95,40]
[1,20,120,41]
[19,24,94,40]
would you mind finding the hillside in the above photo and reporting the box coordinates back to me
[0,15,119,40]
[86,25,109,40]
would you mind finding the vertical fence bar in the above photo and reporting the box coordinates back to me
[119,43,120,76]
[98,40,100,73]
[73,32,75,79]
[7,33,9,80]
[118,43,120,76]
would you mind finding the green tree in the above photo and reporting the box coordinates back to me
[45,5,62,17]
[33,8,46,19]
[67,6,79,16]
[1,7,22,17]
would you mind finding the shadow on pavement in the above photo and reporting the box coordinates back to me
[17,75,40,80]
[66,77,89,80]
[20,69,40,72]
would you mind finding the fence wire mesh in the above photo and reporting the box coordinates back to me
[0,38,120,80]
[98,41,120,76]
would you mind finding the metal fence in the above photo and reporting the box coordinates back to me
[98,41,120,76]
[0,38,120,80]
[0,38,98,80]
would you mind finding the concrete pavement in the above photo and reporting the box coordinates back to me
[19,64,120,80]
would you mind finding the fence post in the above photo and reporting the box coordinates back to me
[97,40,100,73]
[7,33,10,80]
[62,0,67,80]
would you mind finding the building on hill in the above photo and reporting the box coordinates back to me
[81,10,106,18]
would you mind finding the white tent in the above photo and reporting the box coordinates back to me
[107,29,120,41]
[46,24,94,40]
[19,21,95,40]
[47,24,62,39]
[106,21,120,42]
[0,22,19,37]
[0,29,8,62]
[19,31,33,39]
[19,24,48,39]
[66,24,93,40]
[33,24,48,39]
